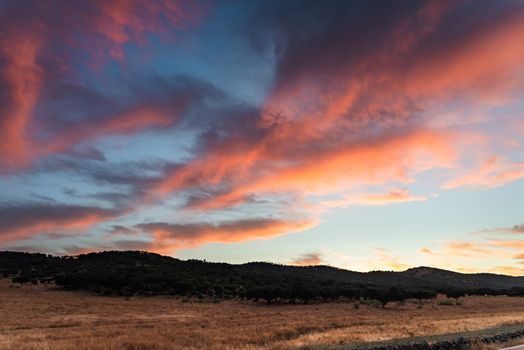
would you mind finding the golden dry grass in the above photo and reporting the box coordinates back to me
[1,279,524,350]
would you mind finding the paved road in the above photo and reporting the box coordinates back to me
[500,345,524,350]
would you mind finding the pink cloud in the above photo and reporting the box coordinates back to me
[137,218,318,254]
[290,252,325,266]
[321,188,426,208]
[0,204,120,244]
[444,156,524,189]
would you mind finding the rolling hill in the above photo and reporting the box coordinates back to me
[1,251,523,303]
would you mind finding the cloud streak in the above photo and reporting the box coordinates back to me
[136,218,318,253]
[0,202,121,243]
[444,156,524,189]
[321,188,426,209]
[290,252,324,266]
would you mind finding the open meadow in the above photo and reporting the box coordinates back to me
[1,279,524,350]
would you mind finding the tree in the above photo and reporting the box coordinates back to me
[411,289,437,302]
[446,289,466,300]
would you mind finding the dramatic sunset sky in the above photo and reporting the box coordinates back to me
[0,0,523,275]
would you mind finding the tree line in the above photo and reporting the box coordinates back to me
[1,251,523,306]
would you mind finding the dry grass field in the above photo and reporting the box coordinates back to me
[1,279,524,350]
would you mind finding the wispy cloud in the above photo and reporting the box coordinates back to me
[136,217,317,254]
[444,156,524,189]
[473,224,524,235]
[321,188,426,208]
[290,251,324,266]
[371,248,410,271]
[0,202,122,243]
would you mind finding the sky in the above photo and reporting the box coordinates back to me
[0,0,523,275]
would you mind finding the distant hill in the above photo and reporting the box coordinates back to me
[400,266,524,290]
[1,251,523,304]
[236,263,524,290]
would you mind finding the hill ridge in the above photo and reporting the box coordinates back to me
[1,250,523,288]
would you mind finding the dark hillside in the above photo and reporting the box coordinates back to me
[1,251,523,304]
[400,266,524,290]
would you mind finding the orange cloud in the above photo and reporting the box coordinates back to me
[290,252,324,266]
[441,241,495,258]
[488,240,524,250]
[418,237,524,276]
[490,266,524,276]
[419,247,435,255]
[452,266,482,274]
[149,129,458,211]
[513,254,524,262]
[0,34,43,169]
[474,224,524,235]
[372,248,410,271]
[0,204,120,244]
[444,156,524,189]
[321,188,426,208]
[137,218,318,254]
[402,9,524,103]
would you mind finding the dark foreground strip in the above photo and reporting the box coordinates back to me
[358,330,524,350]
